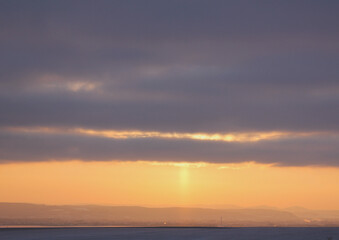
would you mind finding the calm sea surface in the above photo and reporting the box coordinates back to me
[0,227,339,240]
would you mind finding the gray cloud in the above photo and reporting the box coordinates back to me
[0,80,338,133]
[0,131,338,166]
[0,0,338,165]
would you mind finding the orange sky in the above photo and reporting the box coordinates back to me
[1,161,339,210]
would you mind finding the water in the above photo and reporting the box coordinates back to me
[0,227,338,240]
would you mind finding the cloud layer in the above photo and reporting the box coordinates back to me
[1,130,338,166]
[0,1,338,166]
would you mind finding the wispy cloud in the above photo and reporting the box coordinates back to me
[3,126,328,143]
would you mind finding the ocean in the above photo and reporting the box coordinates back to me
[0,227,339,240]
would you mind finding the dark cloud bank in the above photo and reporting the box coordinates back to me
[1,131,338,166]
[0,0,338,166]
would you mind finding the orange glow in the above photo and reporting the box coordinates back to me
[1,161,339,210]
[3,126,322,142]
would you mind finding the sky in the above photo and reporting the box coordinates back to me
[0,0,338,209]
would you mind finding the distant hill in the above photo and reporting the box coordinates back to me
[0,203,338,227]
